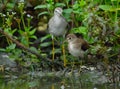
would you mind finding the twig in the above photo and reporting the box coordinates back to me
[0,28,64,66]
[0,28,43,60]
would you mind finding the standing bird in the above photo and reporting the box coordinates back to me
[66,33,89,58]
[48,7,68,63]
[66,33,89,73]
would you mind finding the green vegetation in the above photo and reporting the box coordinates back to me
[0,0,120,88]
[0,0,120,71]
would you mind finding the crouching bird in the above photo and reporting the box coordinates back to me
[47,7,68,65]
[66,33,89,72]
[66,33,89,58]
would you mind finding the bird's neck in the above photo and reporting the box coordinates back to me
[69,39,78,44]
[54,13,61,17]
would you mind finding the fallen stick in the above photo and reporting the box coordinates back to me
[0,28,43,60]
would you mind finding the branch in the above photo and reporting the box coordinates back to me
[0,28,44,60]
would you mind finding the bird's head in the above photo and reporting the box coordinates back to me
[54,7,63,16]
[66,34,90,52]
[66,34,77,43]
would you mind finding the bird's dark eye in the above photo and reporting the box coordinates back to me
[55,10,57,12]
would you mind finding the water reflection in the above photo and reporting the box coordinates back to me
[0,74,120,89]
[0,74,119,89]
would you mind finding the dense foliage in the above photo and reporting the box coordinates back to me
[0,0,120,70]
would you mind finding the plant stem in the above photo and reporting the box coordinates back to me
[21,14,26,30]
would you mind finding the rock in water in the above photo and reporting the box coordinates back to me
[0,53,17,67]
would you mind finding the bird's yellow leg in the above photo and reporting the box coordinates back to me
[79,59,83,74]
[52,38,55,61]
[62,43,67,67]
[51,37,55,71]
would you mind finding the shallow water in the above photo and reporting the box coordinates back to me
[0,74,119,89]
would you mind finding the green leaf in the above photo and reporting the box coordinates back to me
[34,5,47,9]
[11,29,17,34]
[6,44,16,52]
[40,42,51,47]
[28,81,38,88]
[4,28,13,36]
[30,35,37,39]
[50,48,61,54]
[18,30,24,35]
[71,26,87,35]
[73,10,80,14]
[111,0,117,1]
[30,47,38,53]
[29,29,36,35]
[0,48,6,52]
[38,11,49,17]
[99,5,113,11]
[21,37,28,46]
[41,34,51,42]
[73,2,79,10]
[7,3,14,9]
[63,8,73,14]
[79,0,86,7]
[24,27,31,32]
[55,3,66,7]
[8,44,16,50]
[99,5,120,11]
